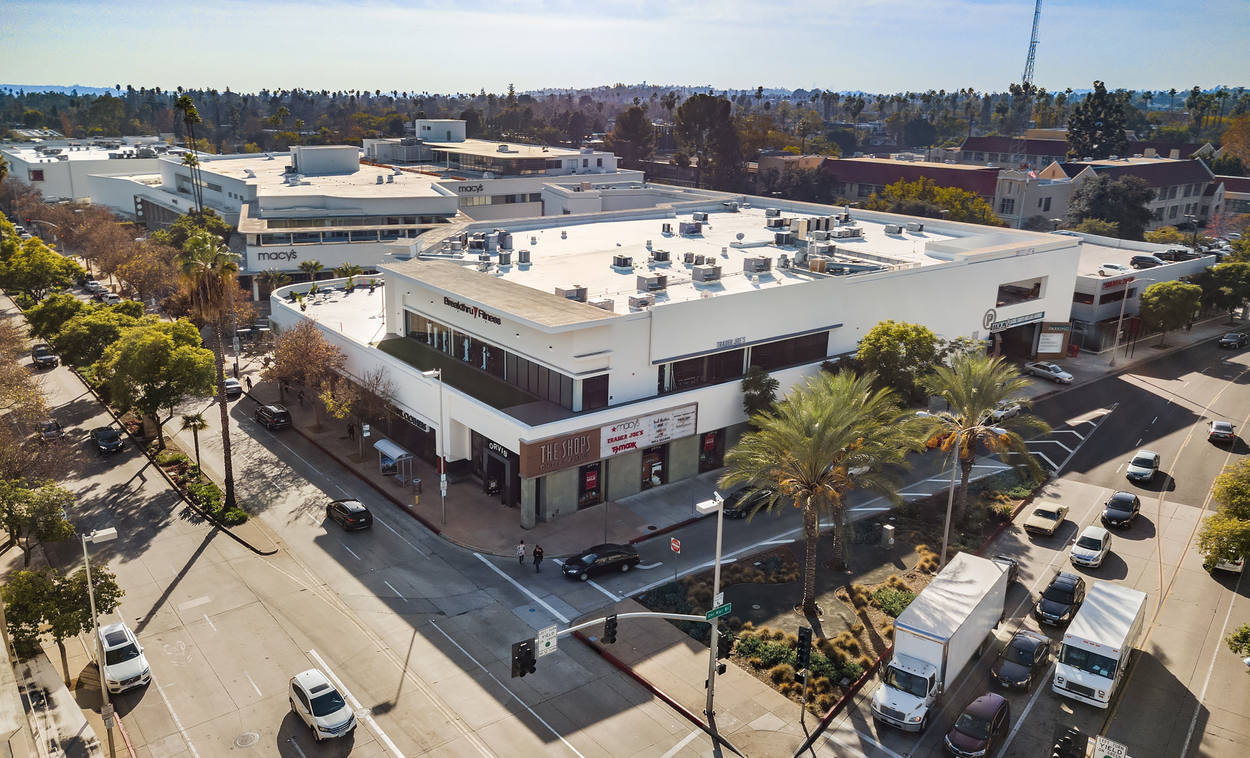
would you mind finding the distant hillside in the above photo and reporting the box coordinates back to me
[0,84,115,96]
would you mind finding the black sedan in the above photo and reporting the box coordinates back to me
[991,631,1050,689]
[326,499,373,531]
[1101,491,1141,528]
[1034,571,1085,626]
[90,427,124,455]
[561,543,640,581]
[31,343,60,369]
[721,487,773,519]
[1218,332,1248,349]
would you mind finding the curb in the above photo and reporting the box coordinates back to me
[628,514,703,545]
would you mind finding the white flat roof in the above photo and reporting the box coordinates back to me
[431,139,595,160]
[195,154,445,199]
[1,143,171,162]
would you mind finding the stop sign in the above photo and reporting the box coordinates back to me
[670,537,681,554]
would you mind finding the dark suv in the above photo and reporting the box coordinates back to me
[254,404,292,430]
[1130,255,1165,269]
[326,499,373,531]
[90,426,124,455]
[1034,571,1085,626]
[31,343,60,369]
[561,544,640,581]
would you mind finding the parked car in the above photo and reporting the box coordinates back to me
[327,499,373,531]
[223,378,243,399]
[1097,263,1132,276]
[37,420,65,443]
[1034,571,1086,625]
[254,404,292,430]
[1025,361,1073,384]
[721,486,773,519]
[1204,555,1245,573]
[90,426,124,455]
[1125,449,1161,484]
[561,543,640,581]
[289,669,356,742]
[101,293,123,306]
[991,554,1019,584]
[1130,254,1165,269]
[1157,248,1197,262]
[984,400,1022,423]
[1101,491,1141,527]
[1023,503,1069,536]
[1209,420,1237,443]
[1070,526,1112,568]
[1218,332,1248,349]
[98,621,151,694]
[31,343,60,369]
[991,631,1050,689]
[85,279,106,294]
[943,692,1010,756]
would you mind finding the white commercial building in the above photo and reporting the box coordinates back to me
[270,197,1080,529]
[1,137,170,202]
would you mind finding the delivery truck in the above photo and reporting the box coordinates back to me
[1053,581,1146,708]
[870,552,1009,731]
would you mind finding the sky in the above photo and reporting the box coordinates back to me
[1,0,1246,95]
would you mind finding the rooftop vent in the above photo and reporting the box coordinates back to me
[743,256,772,273]
[765,207,781,218]
[678,221,702,235]
[637,274,667,292]
[905,221,924,232]
[517,249,531,264]
[555,285,588,302]
[628,293,655,309]
[651,249,671,263]
[612,254,633,269]
[884,224,903,234]
[588,297,615,311]
[692,212,709,222]
[376,176,384,184]
[692,264,722,282]
[662,222,673,234]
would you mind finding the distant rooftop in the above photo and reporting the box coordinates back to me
[195,152,445,199]
[1,141,176,162]
[430,139,595,160]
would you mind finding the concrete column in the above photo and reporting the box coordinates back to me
[520,477,537,529]
[667,435,699,483]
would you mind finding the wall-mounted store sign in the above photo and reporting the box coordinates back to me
[520,429,600,478]
[987,311,1045,333]
[519,403,699,478]
[444,296,502,325]
[455,183,485,194]
[256,249,300,262]
[1101,276,1135,290]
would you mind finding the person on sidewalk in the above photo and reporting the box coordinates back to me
[244,375,252,393]
[298,389,305,406]
[532,545,544,573]
[347,422,355,441]
[516,540,526,565]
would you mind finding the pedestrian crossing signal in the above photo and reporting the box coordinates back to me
[511,639,537,678]
[603,614,618,645]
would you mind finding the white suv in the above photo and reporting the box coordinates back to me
[289,669,356,742]
[98,621,151,693]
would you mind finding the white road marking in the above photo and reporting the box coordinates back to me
[1178,566,1247,757]
[758,538,797,545]
[374,515,429,557]
[1136,437,1143,446]
[177,595,211,611]
[287,737,309,758]
[1152,416,1158,424]
[554,560,623,602]
[826,730,905,758]
[899,491,934,497]
[245,671,262,698]
[203,614,216,632]
[473,552,570,623]
[151,678,201,758]
[429,621,586,758]
[637,562,663,569]
[1050,429,1087,438]
[341,543,361,561]
[1116,463,1125,474]
[660,729,703,758]
[1031,450,1058,470]
[383,580,407,602]
[1028,438,1073,453]
[995,661,1057,756]
[307,648,403,757]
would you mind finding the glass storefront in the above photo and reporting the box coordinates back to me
[578,462,603,509]
[641,445,668,490]
[471,431,520,507]
[698,430,725,473]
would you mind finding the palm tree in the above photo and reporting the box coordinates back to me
[174,95,204,213]
[719,371,922,616]
[258,268,290,298]
[298,259,323,283]
[919,355,1050,549]
[180,413,208,471]
[177,230,241,509]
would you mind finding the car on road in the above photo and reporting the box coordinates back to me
[1218,332,1248,349]
[1070,525,1112,568]
[1209,420,1237,443]
[85,279,106,295]
[984,400,1022,423]
[254,404,292,430]
[289,668,356,742]
[1125,449,1161,483]
[1101,491,1141,528]
[1130,254,1165,269]
[1023,503,1069,536]
[327,499,373,531]
[721,486,773,519]
[561,543,640,581]
[37,420,65,443]
[1097,263,1132,276]
[1035,571,1085,626]
[1025,361,1073,384]
[943,692,1009,756]
[991,631,1050,689]
[90,426,124,455]
[31,343,59,369]
[223,378,243,399]
[991,554,1019,584]
[98,621,151,694]
[101,293,123,306]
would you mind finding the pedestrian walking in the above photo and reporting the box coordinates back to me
[532,545,544,573]
[298,388,305,406]
[347,422,355,441]
[516,540,526,565]
[244,375,252,392]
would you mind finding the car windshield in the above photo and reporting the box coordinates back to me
[954,711,991,740]
[96,429,119,441]
[1059,644,1118,679]
[1131,456,1154,468]
[1076,535,1104,550]
[105,643,141,665]
[309,688,347,717]
[1005,640,1036,664]
[883,667,928,698]
[1035,508,1060,520]
[576,553,598,564]
[1042,584,1074,604]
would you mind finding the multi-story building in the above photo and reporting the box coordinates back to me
[820,156,1000,205]
[952,134,1212,172]
[1219,175,1250,216]
[0,137,170,202]
[1040,156,1222,229]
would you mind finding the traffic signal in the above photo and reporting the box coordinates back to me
[511,639,537,678]
[716,631,733,659]
[796,626,813,671]
[602,614,618,645]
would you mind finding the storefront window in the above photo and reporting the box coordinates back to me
[582,375,609,411]
[641,445,668,490]
[698,430,725,473]
[578,462,603,508]
[748,331,829,371]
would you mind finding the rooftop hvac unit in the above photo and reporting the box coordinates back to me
[478,254,492,263]
[637,274,668,292]
[791,218,809,236]
[376,176,384,184]
[692,264,722,282]
[386,175,395,183]
[628,293,655,309]
[485,233,500,251]
[808,257,828,273]
[722,201,740,211]
[819,216,833,230]
[683,252,695,264]
[766,217,788,229]
[498,231,513,249]
[678,221,703,235]
[812,230,830,241]
[765,207,781,217]
[794,248,809,265]
[833,227,863,238]
[517,249,531,264]
[662,222,673,234]
[774,232,796,246]
[651,249,670,262]
[692,212,709,222]
[694,254,706,265]
[884,224,903,234]
[778,254,790,268]
[555,285,588,302]
[497,250,512,266]
[612,254,633,268]
[588,297,615,311]
[906,221,924,232]
[743,256,772,273]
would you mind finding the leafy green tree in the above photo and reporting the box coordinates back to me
[856,320,940,401]
[25,293,87,338]
[0,239,84,300]
[1212,459,1250,520]
[741,365,779,420]
[604,105,655,163]
[1191,263,1250,318]
[1198,512,1250,569]
[0,569,53,660]
[0,481,76,567]
[1139,280,1203,345]
[53,308,139,366]
[674,94,743,189]
[45,568,124,685]
[720,371,922,615]
[864,177,1003,226]
[1227,624,1250,666]
[148,209,232,249]
[1065,174,1154,240]
[1072,218,1121,237]
[919,355,1048,527]
[1066,81,1131,160]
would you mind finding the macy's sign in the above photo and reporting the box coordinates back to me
[256,249,300,262]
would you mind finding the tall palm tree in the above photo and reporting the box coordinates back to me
[180,413,208,471]
[719,371,922,616]
[177,230,240,509]
[919,355,1049,532]
[298,259,323,283]
[258,268,290,298]
[174,95,204,213]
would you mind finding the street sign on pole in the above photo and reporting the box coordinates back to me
[670,537,681,554]
[361,423,370,438]
[537,624,558,658]
[101,703,114,728]
[705,603,732,621]
[1093,736,1127,758]
[713,591,724,607]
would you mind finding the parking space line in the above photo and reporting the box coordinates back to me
[151,678,201,758]
[307,648,403,757]
[474,553,570,623]
[826,730,905,758]
[995,661,1057,757]
[203,614,216,632]
[1179,567,1247,757]
[1028,438,1072,453]
[287,737,309,758]
[374,515,429,558]
[660,729,703,758]
[341,543,361,561]
[1049,429,1086,438]
[244,671,262,698]
[1031,450,1058,470]
[383,580,407,602]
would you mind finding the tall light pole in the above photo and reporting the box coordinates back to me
[421,369,446,524]
[938,430,963,572]
[1109,277,1154,368]
[1186,214,1200,250]
[83,527,118,758]
[695,492,727,726]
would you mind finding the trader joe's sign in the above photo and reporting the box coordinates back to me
[601,404,697,456]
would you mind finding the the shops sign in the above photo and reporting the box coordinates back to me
[521,430,600,478]
[444,296,502,325]
[256,248,300,262]
[986,310,1045,333]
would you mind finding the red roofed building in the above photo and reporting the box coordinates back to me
[821,157,1000,205]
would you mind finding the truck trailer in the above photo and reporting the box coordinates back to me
[870,552,1009,731]
[1053,581,1146,708]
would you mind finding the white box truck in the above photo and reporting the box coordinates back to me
[870,552,1008,731]
[1053,582,1146,708]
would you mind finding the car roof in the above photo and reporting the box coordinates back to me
[1078,525,1110,540]
[1212,420,1234,428]
[292,668,333,691]
[1033,503,1063,513]
[963,692,1007,717]
[98,622,133,648]
[92,426,118,434]
[1133,449,1158,457]
[261,404,289,412]
[1008,630,1047,650]
[1052,571,1082,588]
[334,499,368,512]
[583,543,631,553]
[1107,491,1137,501]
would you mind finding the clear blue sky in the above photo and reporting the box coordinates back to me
[2,0,1245,94]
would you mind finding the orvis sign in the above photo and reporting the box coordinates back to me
[444,296,502,325]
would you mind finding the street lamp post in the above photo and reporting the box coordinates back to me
[695,492,727,724]
[1186,214,1201,250]
[1109,277,1154,368]
[938,430,963,572]
[421,369,446,524]
[83,527,118,757]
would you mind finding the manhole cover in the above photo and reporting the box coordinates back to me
[234,732,260,748]
[752,604,761,610]
[647,525,657,531]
